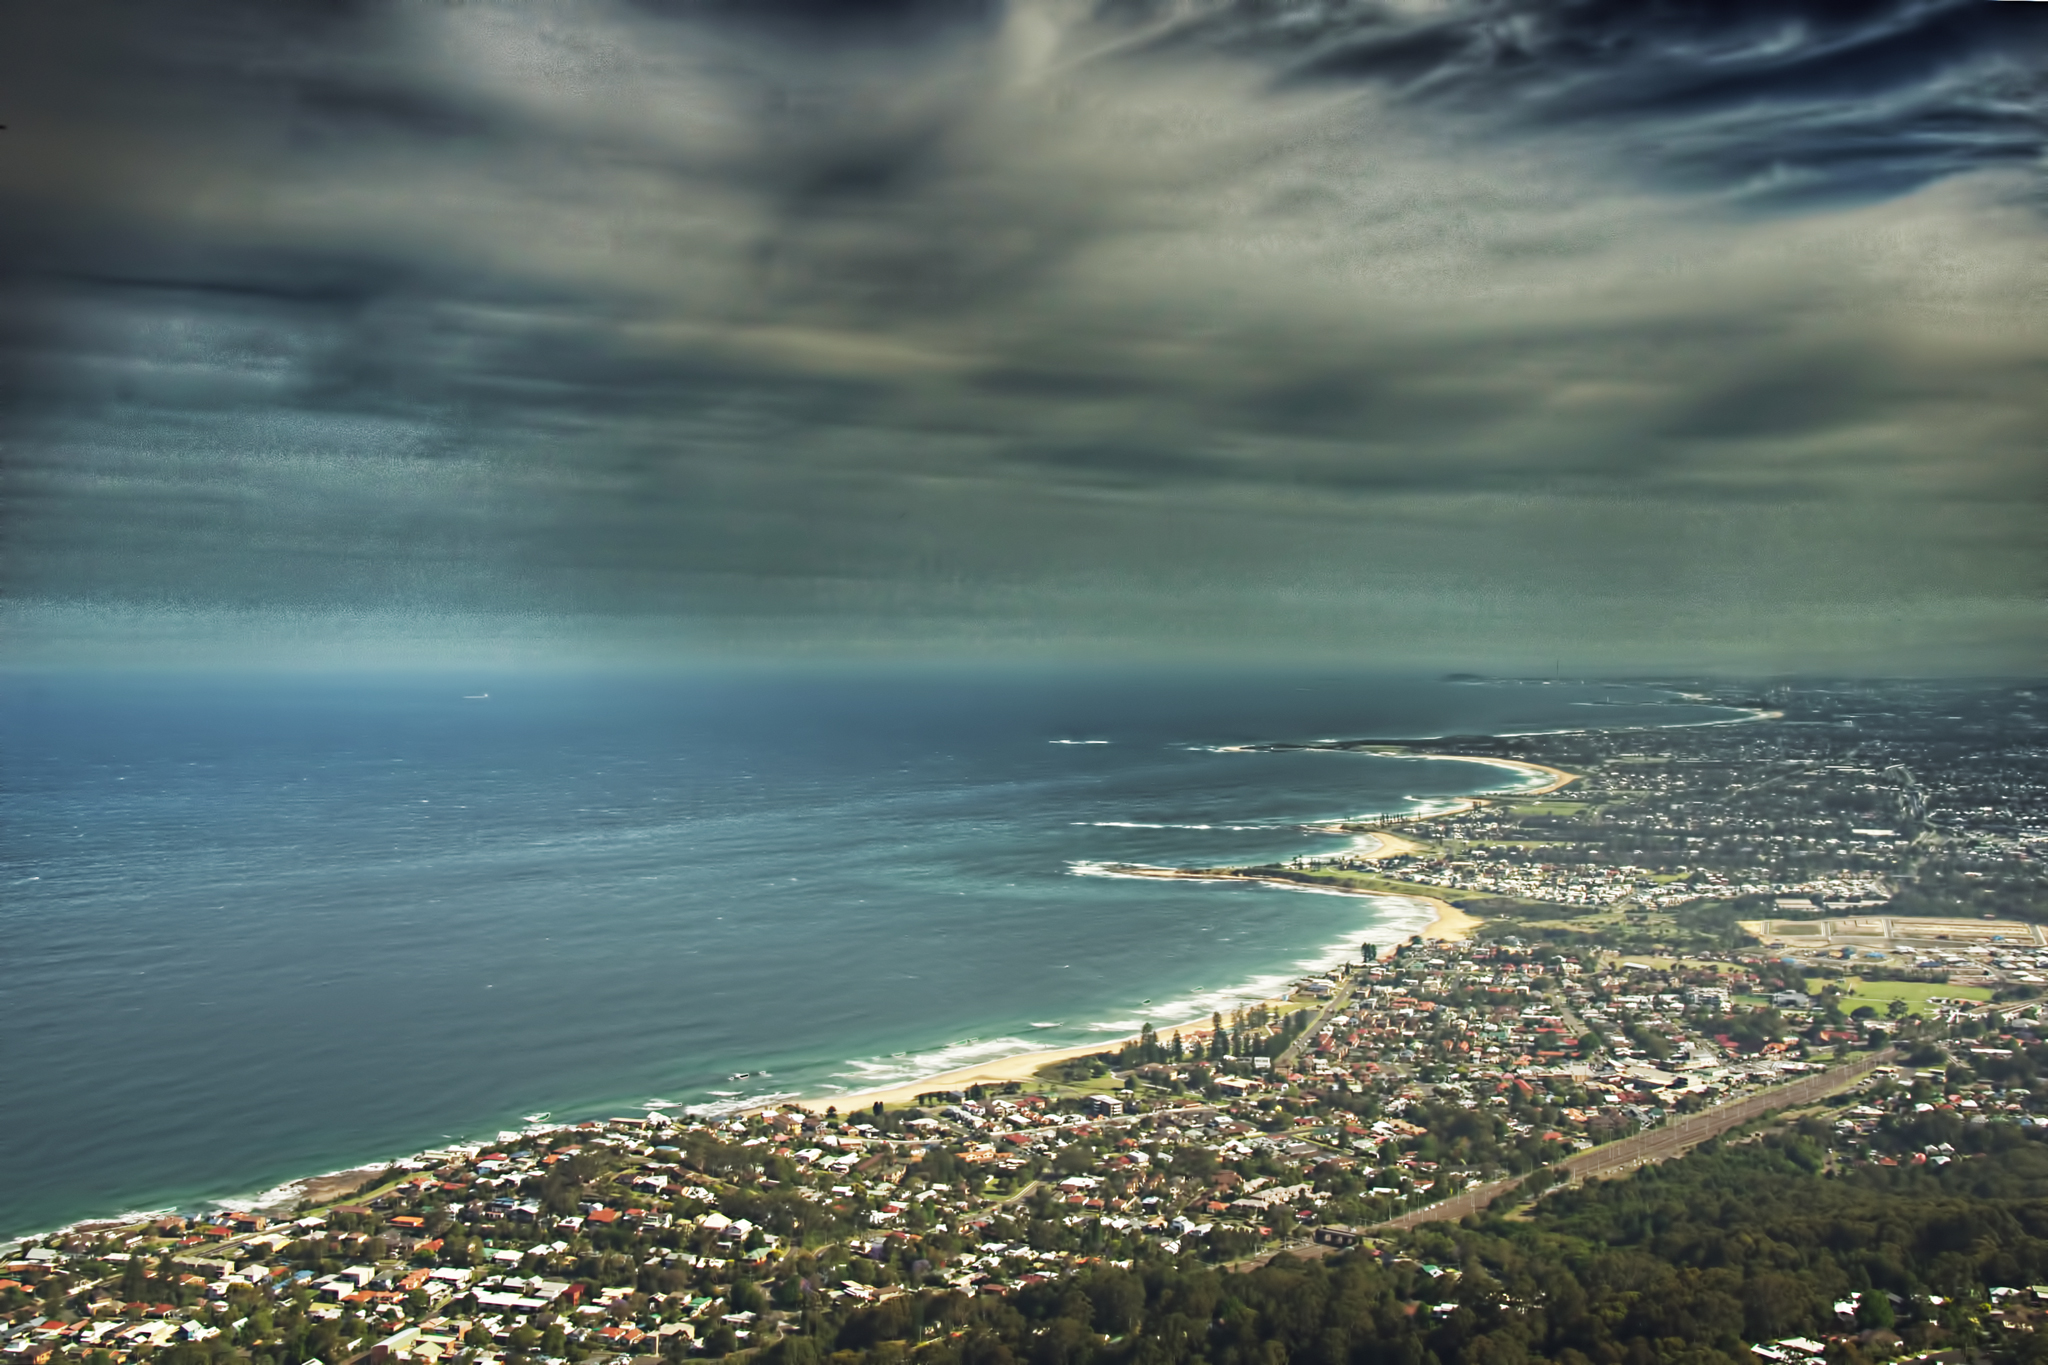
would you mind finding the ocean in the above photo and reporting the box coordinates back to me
[0,668,1742,1238]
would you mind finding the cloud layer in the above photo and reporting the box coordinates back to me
[2,0,2044,671]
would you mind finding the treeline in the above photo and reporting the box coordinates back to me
[1048,1008,1322,1084]
[1112,1007,1319,1071]
[761,1130,2048,1365]
[1891,865,2048,925]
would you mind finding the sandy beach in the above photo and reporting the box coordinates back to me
[794,1032,1209,1112]
[1386,754,1579,816]
[1443,754,1579,796]
[1344,829,1425,859]
[1302,754,1578,827]
[796,878,1478,1111]
[794,886,1475,1113]
[1415,897,1482,940]
[792,977,1323,1113]
[785,753,1573,1113]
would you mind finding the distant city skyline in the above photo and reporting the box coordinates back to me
[2,0,2044,673]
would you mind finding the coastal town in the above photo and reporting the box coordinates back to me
[1178,678,2048,966]
[8,932,2045,1365]
[8,679,2048,1365]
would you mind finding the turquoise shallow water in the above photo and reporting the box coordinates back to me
[0,668,1740,1237]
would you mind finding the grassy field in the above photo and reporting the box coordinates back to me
[1508,801,1591,816]
[1811,977,1994,1005]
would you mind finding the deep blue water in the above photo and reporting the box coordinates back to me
[0,668,1740,1237]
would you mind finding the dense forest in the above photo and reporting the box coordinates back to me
[763,1127,2048,1365]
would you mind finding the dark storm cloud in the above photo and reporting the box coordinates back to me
[633,0,1004,42]
[1196,0,2048,201]
[1,0,2044,670]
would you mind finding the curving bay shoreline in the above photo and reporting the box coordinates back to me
[10,746,1573,1235]
[789,752,1574,1111]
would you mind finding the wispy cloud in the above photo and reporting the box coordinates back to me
[2,0,2043,670]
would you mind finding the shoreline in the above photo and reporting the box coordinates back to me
[1422,754,1578,796]
[7,749,1571,1240]
[787,754,1567,1112]
[1369,754,1577,812]
[790,884,1477,1113]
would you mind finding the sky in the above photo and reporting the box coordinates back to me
[2,0,2044,674]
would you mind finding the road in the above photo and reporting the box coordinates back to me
[988,1180,1042,1209]
[1229,1046,1896,1269]
[1367,1046,1896,1232]
[1275,972,1365,1071]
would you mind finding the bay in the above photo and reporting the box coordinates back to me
[0,668,1740,1237]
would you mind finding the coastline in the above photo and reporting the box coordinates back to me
[791,885,1478,1113]
[1382,754,1577,812]
[789,754,1566,1112]
[793,1025,1224,1112]
[1423,754,1578,796]
[8,747,1570,1240]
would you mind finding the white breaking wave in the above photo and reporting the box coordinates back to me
[1113,899,1436,1033]
[1068,860,1232,880]
[18,1204,182,1242]
[212,1177,323,1213]
[800,882,1435,1099]
[831,1034,1049,1088]
[208,1152,410,1215]
[687,1090,799,1118]
[1075,820,1289,831]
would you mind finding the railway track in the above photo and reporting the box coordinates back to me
[1369,1046,1896,1231]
